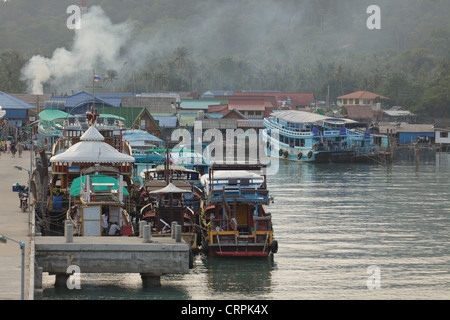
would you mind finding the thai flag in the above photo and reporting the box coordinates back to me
[94,74,101,83]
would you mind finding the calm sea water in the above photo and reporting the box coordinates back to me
[42,154,450,300]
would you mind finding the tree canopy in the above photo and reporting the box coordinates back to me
[0,0,449,118]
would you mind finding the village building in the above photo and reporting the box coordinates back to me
[378,122,435,144]
[345,105,375,123]
[380,106,416,123]
[232,91,315,110]
[0,91,37,127]
[96,106,162,138]
[434,128,450,150]
[337,91,389,109]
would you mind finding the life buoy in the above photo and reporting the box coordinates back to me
[279,149,284,157]
[297,152,302,160]
[133,179,141,187]
[307,151,313,159]
[283,150,288,158]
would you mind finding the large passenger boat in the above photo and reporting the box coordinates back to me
[200,164,277,257]
[263,110,379,163]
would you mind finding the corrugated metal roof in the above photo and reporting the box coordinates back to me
[51,91,117,108]
[337,91,389,100]
[271,110,354,124]
[383,110,414,116]
[180,100,223,110]
[0,91,36,109]
[153,116,178,128]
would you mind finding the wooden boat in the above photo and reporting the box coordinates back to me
[200,164,278,257]
[66,169,134,236]
[137,151,203,251]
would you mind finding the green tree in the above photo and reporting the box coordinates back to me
[0,50,26,93]
[103,69,118,91]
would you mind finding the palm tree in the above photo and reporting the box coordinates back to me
[153,63,169,91]
[103,69,118,92]
[172,47,193,90]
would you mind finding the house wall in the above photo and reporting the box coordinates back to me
[435,131,450,144]
[132,113,161,138]
[398,132,434,144]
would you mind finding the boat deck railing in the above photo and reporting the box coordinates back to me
[264,118,368,139]
[208,184,270,204]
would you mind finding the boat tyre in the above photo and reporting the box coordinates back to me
[307,151,313,159]
[283,150,288,158]
[133,179,141,187]
[189,250,194,269]
[279,149,284,157]
[271,240,278,253]
[297,152,302,160]
[202,239,209,254]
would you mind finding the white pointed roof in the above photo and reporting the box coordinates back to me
[80,125,105,141]
[50,126,135,164]
[149,182,191,194]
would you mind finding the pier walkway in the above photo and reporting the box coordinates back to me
[0,150,191,300]
[0,151,32,300]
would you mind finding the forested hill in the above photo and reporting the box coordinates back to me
[1,0,450,118]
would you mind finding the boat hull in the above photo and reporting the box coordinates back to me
[204,245,272,257]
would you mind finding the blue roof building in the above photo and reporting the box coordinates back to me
[0,91,36,126]
[49,91,118,114]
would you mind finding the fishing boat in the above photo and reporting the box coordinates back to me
[263,110,379,163]
[137,150,204,251]
[200,164,277,257]
[47,111,133,214]
[66,167,134,236]
[48,125,136,234]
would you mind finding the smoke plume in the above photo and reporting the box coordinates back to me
[21,6,135,94]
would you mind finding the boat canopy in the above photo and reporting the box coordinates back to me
[270,110,356,125]
[38,109,71,122]
[149,182,191,194]
[70,175,129,196]
[50,126,135,164]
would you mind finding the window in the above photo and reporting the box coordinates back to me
[440,132,448,138]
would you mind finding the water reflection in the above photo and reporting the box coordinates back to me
[201,255,276,297]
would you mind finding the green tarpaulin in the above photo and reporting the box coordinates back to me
[70,175,129,196]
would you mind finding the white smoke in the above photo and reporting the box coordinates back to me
[21,6,135,94]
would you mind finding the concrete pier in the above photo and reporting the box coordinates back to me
[34,235,190,290]
[0,151,192,299]
[0,151,33,300]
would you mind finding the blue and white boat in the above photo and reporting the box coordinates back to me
[263,110,379,163]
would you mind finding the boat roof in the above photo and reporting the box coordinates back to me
[270,110,356,124]
[70,175,129,196]
[50,126,135,164]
